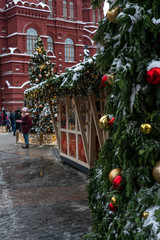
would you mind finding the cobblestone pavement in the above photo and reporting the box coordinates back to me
[0,132,91,240]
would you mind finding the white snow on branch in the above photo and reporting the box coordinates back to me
[143,205,160,239]
[147,60,160,71]
[152,18,160,25]
[130,84,141,112]
[103,0,109,16]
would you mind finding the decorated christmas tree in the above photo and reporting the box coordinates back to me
[27,37,55,133]
[84,0,160,239]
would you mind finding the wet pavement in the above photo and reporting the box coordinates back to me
[0,132,91,240]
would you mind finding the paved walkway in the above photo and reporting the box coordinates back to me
[0,132,91,240]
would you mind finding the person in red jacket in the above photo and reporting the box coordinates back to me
[20,107,30,148]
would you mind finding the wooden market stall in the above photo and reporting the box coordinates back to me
[25,56,109,172]
[49,91,108,172]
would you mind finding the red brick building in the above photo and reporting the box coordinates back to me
[0,0,103,111]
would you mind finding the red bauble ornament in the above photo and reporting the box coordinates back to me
[101,74,107,87]
[108,117,115,126]
[112,175,123,191]
[147,68,160,84]
[109,202,118,212]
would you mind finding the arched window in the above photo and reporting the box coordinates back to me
[93,9,96,24]
[47,36,53,52]
[63,0,67,20]
[65,38,74,62]
[26,28,38,54]
[48,0,53,18]
[98,9,101,22]
[70,1,74,21]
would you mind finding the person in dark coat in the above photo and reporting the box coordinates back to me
[20,107,30,148]
[9,111,15,131]
[13,109,21,135]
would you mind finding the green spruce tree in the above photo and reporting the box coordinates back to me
[27,37,54,133]
[84,0,160,239]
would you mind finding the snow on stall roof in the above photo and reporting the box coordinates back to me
[147,60,160,71]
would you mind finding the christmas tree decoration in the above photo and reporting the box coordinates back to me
[99,115,115,130]
[101,74,108,87]
[111,196,117,206]
[108,202,118,212]
[107,74,115,85]
[152,161,160,183]
[112,175,123,190]
[147,68,160,84]
[142,211,149,219]
[109,168,122,183]
[83,1,160,239]
[107,6,122,23]
[99,115,109,129]
[140,123,152,134]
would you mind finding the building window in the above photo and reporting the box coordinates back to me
[47,36,53,52]
[65,38,74,62]
[63,0,67,20]
[48,0,53,18]
[93,9,96,24]
[26,28,38,54]
[98,9,101,22]
[70,1,74,21]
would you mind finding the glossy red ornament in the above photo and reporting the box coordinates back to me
[112,175,123,190]
[101,74,108,87]
[147,68,160,84]
[108,202,118,212]
[108,117,115,126]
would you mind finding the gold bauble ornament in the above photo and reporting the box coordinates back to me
[50,120,53,124]
[39,104,43,109]
[107,74,115,85]
[111,196,117,206]
[109,168,122,183]
[152,161,160,183]
[142,211,149,219]
[99,115,110,130]
[107,6,122,23]
[140,123,152,134]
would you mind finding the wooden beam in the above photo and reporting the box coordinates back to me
[74,96,89,163]
[89,93,104,148]
[48,99,60,149]
[89,113,96,168]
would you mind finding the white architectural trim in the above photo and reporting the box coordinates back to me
[83,35,94,45]
[5,80,30,89]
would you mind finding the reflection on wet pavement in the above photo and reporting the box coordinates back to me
[0,133,91,239]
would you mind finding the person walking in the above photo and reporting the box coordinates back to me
[2,110,7,126]
[20,107,30,148]
[6,117,11,132]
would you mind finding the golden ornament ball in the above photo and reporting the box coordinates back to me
[140,123,152,134]
[107,74,115,85]
[39,104,43,109]
[109,168,122,183]
[107,6,122,23]
[111,196,117,206]
[142,211,149,219]
[50,120,53,124]
[99,115,109,130]
[39,74,42,79]
[152,161,160,183]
